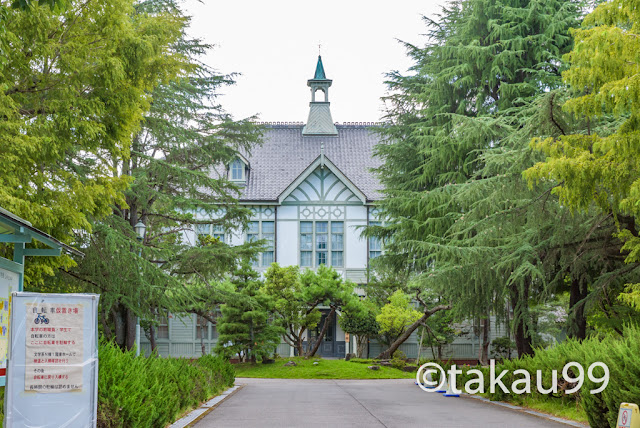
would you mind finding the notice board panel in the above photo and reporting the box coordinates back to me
[5,292,99,428]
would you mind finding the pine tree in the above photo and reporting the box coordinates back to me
[300,265,357,357]
[263,263,321,356]
[215,262,283,362]
[339,301,379,358]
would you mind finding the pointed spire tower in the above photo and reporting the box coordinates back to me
[302,56,338,136]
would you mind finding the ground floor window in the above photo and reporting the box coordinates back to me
[195,315,218,340]
[156,315,169,339]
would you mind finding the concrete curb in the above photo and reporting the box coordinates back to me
[168,384,244,428]
[467,394,589,428]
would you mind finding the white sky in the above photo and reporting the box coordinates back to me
[183,0,444,123]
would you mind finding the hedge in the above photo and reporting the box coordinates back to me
[98,341,235,427]
[0,342,235,427]
[433,326,640,428]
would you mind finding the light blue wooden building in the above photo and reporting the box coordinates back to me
[140,57,509,362]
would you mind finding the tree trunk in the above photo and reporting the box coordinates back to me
[125,307,137,351]
[481,314,490,365]
[377,304,450,359]
[200,317,206,356]
[356,334,367,358]
[506,305,512,359]
[511,283,534,357]
[149,324,157,353]
[307,308,335,357]
[295,330,304,357]
[113,306,126,348]
[101,308,112,341]
[568,278,588,340]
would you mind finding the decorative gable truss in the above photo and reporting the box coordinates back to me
[279,155,366,205]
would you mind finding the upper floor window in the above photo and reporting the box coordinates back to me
[369,221,382,260]
[247,221,275,267]
[195,223,225,243]
[300,221,343,268]
[230,158,245,181]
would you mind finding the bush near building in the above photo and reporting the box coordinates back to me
[97,342,234,427]
[450,326,640,427]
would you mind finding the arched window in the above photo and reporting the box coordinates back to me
[230,158,244,181]
[314,89,326,102]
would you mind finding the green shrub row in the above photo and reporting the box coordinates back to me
[0,342,234,427]
[490,326,640,428]
[97,341,235,428]
[422,326,640,428]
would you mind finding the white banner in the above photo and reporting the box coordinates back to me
[25,303,84,392]
[5,292,99,428]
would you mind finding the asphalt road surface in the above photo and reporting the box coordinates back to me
[194,378,582,428]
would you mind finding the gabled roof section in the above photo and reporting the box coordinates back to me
[227,124,383,203]
[313,55,327,80]
[278,155,367,204]
[231,153,250,169]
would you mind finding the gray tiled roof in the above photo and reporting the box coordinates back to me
[239,124,383,202]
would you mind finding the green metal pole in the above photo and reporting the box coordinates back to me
[12,242,24,291]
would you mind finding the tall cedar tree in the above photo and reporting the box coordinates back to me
[371,0,595,355]
[0,0,185,284]
[526,0,640,311]
[66,0,263,350]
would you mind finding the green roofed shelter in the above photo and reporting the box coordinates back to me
[0,206,83,385]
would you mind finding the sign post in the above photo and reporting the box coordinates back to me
[618,403,640,428]
[0,267,18,384]
[4,292,99,427]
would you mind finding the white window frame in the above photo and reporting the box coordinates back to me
[246,220,275,267]
[229,158,245,182]
[300,220,344,268]
[195,223,226,243]
[368,221,383,261]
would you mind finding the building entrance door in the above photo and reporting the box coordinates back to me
[309,310,336,357]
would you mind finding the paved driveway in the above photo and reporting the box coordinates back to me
[194,378,581,428]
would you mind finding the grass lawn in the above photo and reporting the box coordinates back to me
[501,395,589,424]
[234,357,416,379]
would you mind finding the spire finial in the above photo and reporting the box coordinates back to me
[313,55,327,80]
[303,54,337,136]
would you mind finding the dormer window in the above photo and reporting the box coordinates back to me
[231,159,244,180]
[228,156,249,183]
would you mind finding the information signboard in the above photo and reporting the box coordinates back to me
[0,267,18,382]
[4,292,99,428]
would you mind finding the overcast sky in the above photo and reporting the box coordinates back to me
[183,0,444,123]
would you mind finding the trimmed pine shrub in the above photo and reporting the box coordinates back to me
[97,341,235,428]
